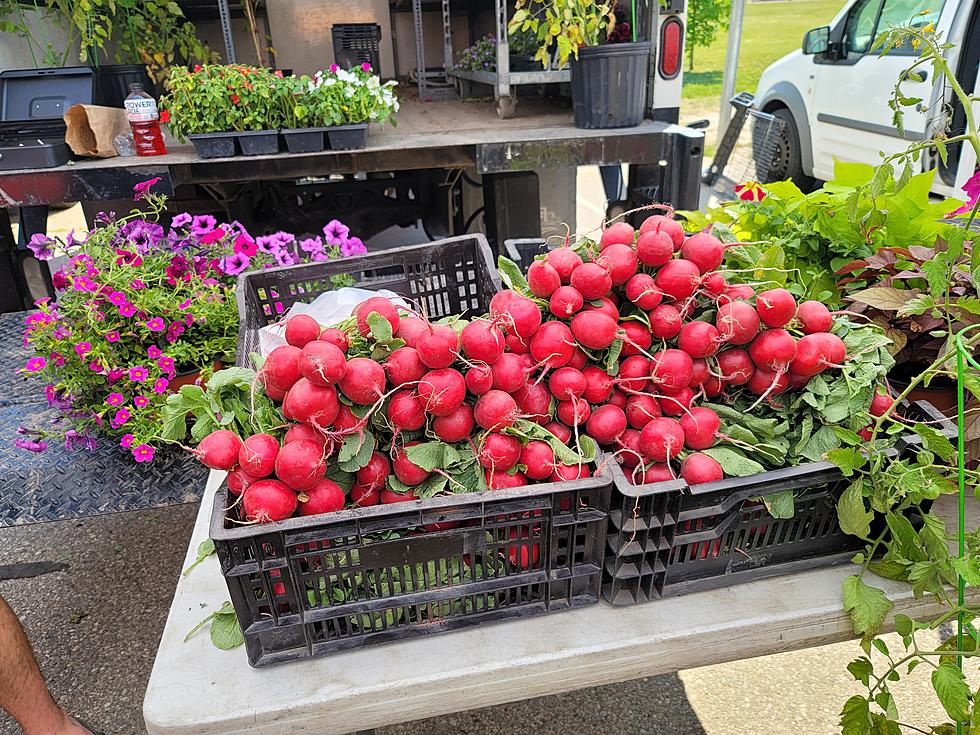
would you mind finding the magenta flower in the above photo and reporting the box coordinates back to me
[255,235,281,254]
[52,270,68,290]
[153,378,169,393]
[190,214,216,235]
[74,342,91,357]
[130,279,146,290]
[14,437,48,453]
[110,408,131,427]
[133,444,155,462]
[118,303,137,318]
[89,360,105,373]
[23,357,46,372]
[133,176,161,200]
[128,366,149,382]
[106,392,125,407]
[299,236,324,254]
[219,252,251,276]
[28,233,56,261]
[234,234,258,257]
[158,356,175,375]
[107,368,126,383]
[146,317,166,332]
[166,323,185,343]
[322,219,350,246]
[105,330,120,343]
[108,291,127,306]
[171,212,192,229]
[361,62,372,72]
[329,63,339,72]
[49,352,65,367]
[340,237,367,257]
[120,434,135,449]
[133,395,149,408]
[274,249,297,267]
[178,299,191,310]
[147,346,162,359]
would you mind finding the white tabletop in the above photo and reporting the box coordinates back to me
[143,473,975,735]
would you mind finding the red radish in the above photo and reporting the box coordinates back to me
[228,467,259,495]
[636,230,674,267]
[263,382,287,403]
[720,284,756,304]
[546,247,584,283]
[242,479,297,523]
[474,390,520,430]
[550,286,585,318]
[690,358,710,386]
[568,347,588,370]
[299,340,346,387]
[195,429,242,470]
[505,331,530,354]
[478,433,522,471]
[318,327,349,352]
[625,394,661,429]
[582,365,615,403]
[870,391,893,417]
[797,300,833,334]
[678,321,721,358]
[747,368,790,396]
[416,324,460,369]
[680,232,726,273]
[701,272,727,297]
[298,479,345,516]
[487,469,527,490]
[857,426,874,441]
[625,273,663,310]
[618,355,650,393]
[262,345,303,392]
[649,304,683,339]
[582,296,621,323]
[520,441,556,480]
[790,333,846,377]
[571,262,613,300]
[381,488,419,504]
[681,453,724,485]
[338,358,386,405]
[545,420,572,444]
[527,260,561,298]
[284,379,340,429]
[640,417,685,462]
[716,301,761,345]
[599,221,635,249]
[499,295,542,339]
[633,463,675,485]
[571,311,618,350]
[392,442,432,485]
[639,214,685,250]
[466,363,494,395]
[332,404,363,434]
[651,349,695,392]
[608,389,629,408]
[356,451,390,489]
[385,346,426,387]
[654,259,701,302]
[388,390,426,430]
[350,483,380,507]
[461,320,505,364]
[355,296,401,338]
[274,439,327,491]
[620,320,652,357]
[284,423,330,452]
[491,353,528,393]
[749,329,798,373]
[395,316,428,347]
[585,404,627,444]
[756,288,797,328]
[716,348,754,385]
[789,372,811,391]
[703,374,724,397]
[515,383,552,423]
[660,387,694,416]
[490,289,518,314]
[285,314,321,348]
[598,243,638,286]
[550,464,589,482]
[432,403,475,442]
[530,321,575,368]
[418,368,466,416]
[238,433,279,477]
[556,398,590,426]
[616,429,644,467]
[680,407,721,450]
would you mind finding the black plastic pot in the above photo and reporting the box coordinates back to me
[281,127,326,153]
[93,64,155,108]
[188,132,237,159]
[237,130,280,156]
[509,55,538,72]
[569,41,651,129]
[326,123,368,150]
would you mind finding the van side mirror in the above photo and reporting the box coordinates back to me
[802,26,830,55]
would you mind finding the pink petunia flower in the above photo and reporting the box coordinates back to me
[132,444,155,462]
[49,352,65,367]
[133,177,161,200]
[74,342,91,357]
[110,408,131,427]
[153,378,169,393]
[108,291,127,306]
[178,299,192,310]
[105,330,120,343]
[145,317,166,332]
[106,392,125,407]
[23,357,46,372]
[148,346,163,359]
[133,395,149,408]
[128,366,149,382]
[130,279,146,290]
[118,303,137,318]
[120,434,135,449]
[157,356,175,375]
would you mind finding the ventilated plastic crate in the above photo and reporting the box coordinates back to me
[503,238,548,274]
[602,400,954,605]
[235,234,501,364]
[331,23,382,73]
[210,471,612,666]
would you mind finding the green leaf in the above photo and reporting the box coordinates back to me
[182,538,216,576]
[839,695,872,735]
[921,257,951,298]
[932,661,972,722]
[838,480,873,539]
[210,604,245,650]
[826,447,867,477]
[325,463,354,492]
[497,256,531,295]
[338,430,375,472]
[848,287,915,311]
[910,423,956,462]
[843,575,894,638]
[577,435,598,463]
[761,490,795,519]
[887,512,928,563]
[893,614,913,637]
[366,311,393,343]
[700,446,765,477]
[605,338,623,374]
[405,441,458,472]
[847,657,874,685]
[206,367,256,391]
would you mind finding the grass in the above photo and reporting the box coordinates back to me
[683,0,847,100]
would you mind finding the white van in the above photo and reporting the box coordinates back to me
[753,0,978,196]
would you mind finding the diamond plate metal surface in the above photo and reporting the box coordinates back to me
[0,312,208,526]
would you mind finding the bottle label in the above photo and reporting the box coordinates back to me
[125,97,158,122]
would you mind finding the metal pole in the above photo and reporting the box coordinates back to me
[217,0,237,63]
[715,0,746,146]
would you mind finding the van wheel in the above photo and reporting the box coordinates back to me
[759,109,815,190]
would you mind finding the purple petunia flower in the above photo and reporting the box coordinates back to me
[65,229,87,249]
[341,237,367,257]
[14,437,48,453]
[219,252,251,276]
[106,392,125,407]
[274,249,297,267]
[171,213,192,229]
[121,434,136,448]
[129,366,148,382]
[119,220,165,254]
[299,236,324,254]
[145,318,166,332]
[190,214,217,235]
[322,219,350,247]
[255,235,281,255]
[133,444,155,462]
[28,233,57,261]
[133,177,161,201]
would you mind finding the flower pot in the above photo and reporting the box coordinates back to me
[569,41,651,129]
[237,130,280,156]
[188,132,237,159]
[169,361,224,392]
[281,127,327,153]
[326,123,368,151]
[508,55,538,72]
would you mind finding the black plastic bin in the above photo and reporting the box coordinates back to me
[331,23,382,72]
[504,238,549,274]
[281,127,326,153]
[326,122,368,150]
[237,130,280,156]
[602,400,955,605]
[93,64,154,108]
[569,42,651,129]
[188,132,237,159]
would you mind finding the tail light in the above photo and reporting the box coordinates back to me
[659,16,683,80]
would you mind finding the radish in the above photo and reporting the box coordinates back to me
[393,442,432,485]
[660,386,694,416]
[461,319,505,365]
[585,404,627,444]
[527,260,561,298]
[356,451,390,489]
[625,273,663,310]
[298,479,345,516]
[747,368,790,396]
[474,389,520,430]
[355,296,401,338]
[633,463,675,485]
[616,429,644,467]
[550,464,588,482]
[796,300,833,334]
[332,404,363,434]
[544,420,572,444]
[636,230,674,267]
[238,433,279,477]
[568,347,589,370]
[680,407,721,450]
[349,483,380,507]
[381,488,419,504]
[465,363,494,395]
[261,345,303,392]
[640,417,685,462]
[598,243,638,286]
[487,469,527,490]
[505,331,530,354]
[416,324,460,369]
[274,439,327,491]
[756,288,797,328]
[530,321,575,368]
[491,353,528,393]
[318,327,350,352]
[639,214,684,251]
[720,284,756,304]
[299,341,347,387]
[395,316,428,348]
[608,389,629,408]
[625,394,661,429]
[432,403,475,442]
[650,349,695,392]
[582,296,621,323]
[549,285,585,319]
[704,375,724,397]
[716,348,754,385]
[678,321,721,358]
[649,304,683,339]
[654,259,701,302]
[385,346,426,387]
[789,372,811,391]
[749,329,798,373]
[570,311,618,350]
[338,357,386,405]
[194,429,243,470]
[388,390,426,430]
[619,320,652,357]
[497,295,542,338]
[520,441,556,480]
[789,333,846,377]
[680,232,726,273]
[570,262,612,300]
[690,358,710,387]
[716,301,761,345]
[284,379,340,429]
[870,391,894,417]
[242,479,297,523]
[478,433,522,471]
[556,398,590,426]
[701,272,727,297]
[680,453,724,485]
[515,383,552,423]
[546,247,584,283]
[228,467,259,495]
[284,423,331,452]
[599,221,635,249]
[618,355,650,393]
[263,382,287,403]
[582,365,615,403]
[418,368,466,416]
[285,314,321,348]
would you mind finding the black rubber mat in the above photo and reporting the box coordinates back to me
[0,311,208,526]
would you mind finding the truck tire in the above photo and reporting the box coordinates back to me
[761,108,815,191]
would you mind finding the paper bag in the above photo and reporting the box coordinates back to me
[63,104,131,158]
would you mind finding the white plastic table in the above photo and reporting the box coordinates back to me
[143,473,976,735]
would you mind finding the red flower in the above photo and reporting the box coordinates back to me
[231,94,240,104]
[193,64,202,73]
[159,109,170,123]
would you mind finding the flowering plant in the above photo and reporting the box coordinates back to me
[455,35,498,72]
[299,64,399,127]
[17,179,365,461]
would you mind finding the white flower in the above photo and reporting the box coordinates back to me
[324,77,337,86]
[367,76,380,89]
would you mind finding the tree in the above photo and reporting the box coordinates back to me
[686,0,731,71]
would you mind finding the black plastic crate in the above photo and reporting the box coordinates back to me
[331,23,382,73]
[210,471,612,666]
[235,234,501,363]
[602,400,954,605]
[503,238,549,275]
